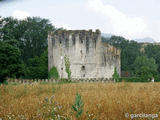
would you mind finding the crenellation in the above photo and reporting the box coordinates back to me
[48,29,121,80]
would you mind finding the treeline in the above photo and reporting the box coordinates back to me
[1,16,160,82]
[102,36,160,82]
[0,17,55,82]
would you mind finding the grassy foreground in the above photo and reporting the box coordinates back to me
[0,82,160,120]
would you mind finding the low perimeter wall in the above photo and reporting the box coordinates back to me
[7,78,114,84]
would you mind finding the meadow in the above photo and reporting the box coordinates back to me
[0,82,160,120]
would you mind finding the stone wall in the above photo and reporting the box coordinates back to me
[48,29,120,80]
[7,78,114,84]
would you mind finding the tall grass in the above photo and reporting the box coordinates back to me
[0,83,160,119]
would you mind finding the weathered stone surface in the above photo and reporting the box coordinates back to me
[48,29,121,81]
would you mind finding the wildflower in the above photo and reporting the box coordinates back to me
[57,114,60,118]
[57,105,62,109]
[50,95,54,103]
[54,107,56,111]
[44,97,49,102]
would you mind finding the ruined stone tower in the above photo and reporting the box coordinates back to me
[48,29,120,79]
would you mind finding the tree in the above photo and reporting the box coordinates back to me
[0,41,24,82]
[17,17,55,64]
[145,44,160,73]
[0,17,19,41]
[136,66,157,82]
[0,16,55,79]
[134,56,158,81]
[26,49,48,79]
[133,56,157,72]
[0,16,55,63]
[103,35,141,74]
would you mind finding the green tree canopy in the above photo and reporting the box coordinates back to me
[133,56,158,81]
[103,35,141,73]
[0,16,55,79]
[0,17,55,64]
[133,56,158,72]
[26,49,48,79]
[0,41,24,82]
[145,44,160,73]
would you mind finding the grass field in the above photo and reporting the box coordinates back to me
[0,82,160,120]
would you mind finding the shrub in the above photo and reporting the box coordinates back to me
[154,74,160,82]
[58,79,72,84]
[48,66,59,80]
[119,77,149,82]
[112,67,120,82]
[0,80,8,85]
[136,66,156,82]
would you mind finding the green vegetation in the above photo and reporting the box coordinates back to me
[26,50,48,79]
[112,67,120,82]
[1,15,160,82]
[72,93,83,118]
[64,56,72,80]
[103,35,160,82]
[145,44,160,73]
[57,79,75,84]
[1,83,160,119]
[134,56,157,81]
[103,36,141,73]
[0,41,24,82]
[48,66,59,80]
[0,16,55,82]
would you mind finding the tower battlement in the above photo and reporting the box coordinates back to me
[48,29,120,79]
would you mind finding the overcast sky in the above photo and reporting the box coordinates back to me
[0,0,160,41]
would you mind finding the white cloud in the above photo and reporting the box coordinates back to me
[54,22,72,30]
[86,0,148,40]
[12,10,30,20]
[60,24,72,30]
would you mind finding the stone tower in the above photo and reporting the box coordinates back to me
[48,29,120,79]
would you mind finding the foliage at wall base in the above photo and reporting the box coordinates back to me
[48,66,59,80]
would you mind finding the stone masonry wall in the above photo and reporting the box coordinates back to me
[7,78,114,84]
[48,29,120,80]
